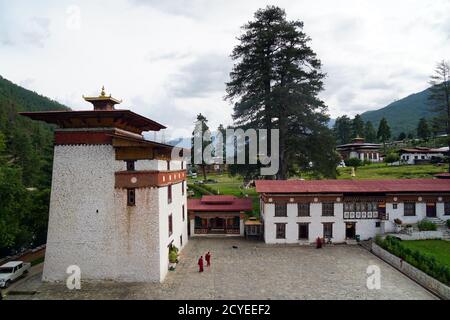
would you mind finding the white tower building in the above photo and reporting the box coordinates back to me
[21,88,188,283]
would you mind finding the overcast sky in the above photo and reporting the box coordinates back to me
[1,0,449,140]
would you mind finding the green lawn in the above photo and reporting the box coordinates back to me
[401,240,450,269]
[337,163,447,180]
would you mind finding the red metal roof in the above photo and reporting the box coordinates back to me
[255,179,450,194]
[188,196,253,212]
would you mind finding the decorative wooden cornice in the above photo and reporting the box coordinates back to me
[115,170,186,189]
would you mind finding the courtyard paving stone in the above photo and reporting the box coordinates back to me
[6,238,437,300]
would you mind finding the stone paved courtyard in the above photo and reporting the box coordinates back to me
[6,238,436,300]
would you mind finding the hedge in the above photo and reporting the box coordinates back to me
[375,235,450,285]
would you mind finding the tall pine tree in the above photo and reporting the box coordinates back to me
[226,6,337,179]
[428,60,450,172]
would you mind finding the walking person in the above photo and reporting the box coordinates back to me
[198,256,204,273]
[205,251,211,267]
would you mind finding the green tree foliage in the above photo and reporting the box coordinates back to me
[191,113,211,181]
[0,75,67,255]
[384,153,400,164]
[226,6,338,179]
[417,118,431,140]
[333,116,352,145]
[377,117,391,152]
[397,132,406,141]
[352,114,364,138]
[364,121,377,143]
[428,60,450,172]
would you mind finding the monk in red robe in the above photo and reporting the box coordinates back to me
[205,251,211,267]
[198,256,204,272]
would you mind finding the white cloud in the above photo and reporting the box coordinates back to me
[0,0,449,139]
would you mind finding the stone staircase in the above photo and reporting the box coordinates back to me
[424,217,450,240]
[424,217,446,227]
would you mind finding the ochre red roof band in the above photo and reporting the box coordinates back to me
[255,179,450,194]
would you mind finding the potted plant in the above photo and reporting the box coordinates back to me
[169,250,178,270]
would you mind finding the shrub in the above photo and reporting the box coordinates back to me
[376,236,450,285]
[384,153,400,164]
[345,157,362,168]
[417,220,437,231]
[447,220,450,229]
[169,250,178,263]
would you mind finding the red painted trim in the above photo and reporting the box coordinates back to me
[55,131,113,145]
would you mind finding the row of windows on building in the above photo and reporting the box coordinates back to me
[274,221,382,240]
[125,160,185,171]
[273,201,450,217]
[126,181,185,206]
[274,222,332,240]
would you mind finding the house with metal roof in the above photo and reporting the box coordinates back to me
[255,179,450,244]
[336,137,382,163]
[187,195,253,236]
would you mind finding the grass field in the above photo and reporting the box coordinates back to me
[337,163,447,180]
[401,240,450,269]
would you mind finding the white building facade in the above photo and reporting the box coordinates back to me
[21,90,188,283]
[256,179,450,244]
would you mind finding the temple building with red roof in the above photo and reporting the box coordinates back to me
[20,88,188,283]
[187,195,253,236]
[255,179,450,244]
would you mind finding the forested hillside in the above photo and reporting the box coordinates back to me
[0,75,69,256]
[360,86,433,137]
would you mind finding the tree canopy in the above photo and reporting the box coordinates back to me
[226,6,338,179]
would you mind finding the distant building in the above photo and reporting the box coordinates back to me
[256,179,450,244]
[400,147,447,165]
[336,137,382,163]
[187,195,252,236]
[21,88,188,283]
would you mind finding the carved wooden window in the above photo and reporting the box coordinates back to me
[298,203,310,217]
[275,203,287,217]
[404,202,416,216]
[322,202,334,216]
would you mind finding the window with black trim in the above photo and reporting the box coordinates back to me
[393,203,398,209]
[275,223,286,239]
[298,223,309,240]
[445,202,450,215]
[322,202,334,216]
[168,185,172,204]
[298,203,310,217]
[404,202,416,216]
[182,204,185,221]
[323,222,333,238]
[168,214,173,236]
[127,188,136,206]
[274,203,287,217]
[126,160,135,171]
[182,181,185,196]
[167,160,171,171]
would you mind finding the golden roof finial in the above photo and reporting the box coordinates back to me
[100,86,106,97]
